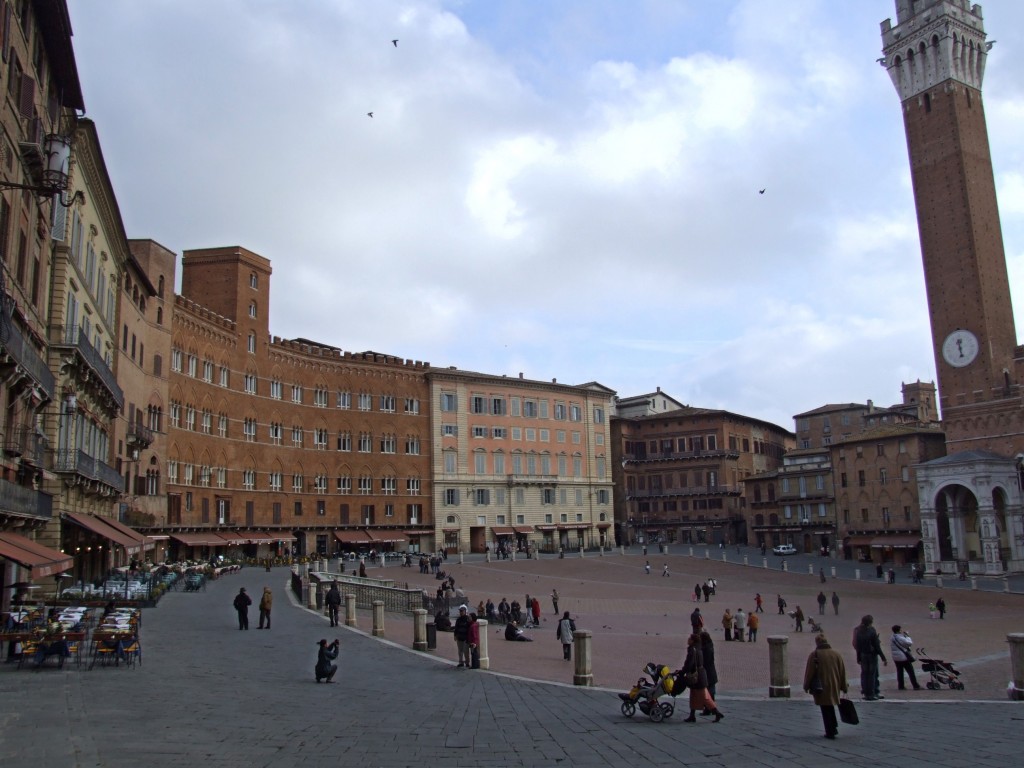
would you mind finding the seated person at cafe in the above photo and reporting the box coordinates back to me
[504,620,532,642]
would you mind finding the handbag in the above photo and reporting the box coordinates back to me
[838,697,859,725]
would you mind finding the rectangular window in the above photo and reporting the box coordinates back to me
[242,469,255,490]
[314,388,328,408]
[404,398,420,414]
[445,489,460,506]
[314,428,328,450]
[492,397,506,416]
[554,403,566,420]
[292,474,304,492]
[337,432,351,451]
[270,423,282,444]
[471,395,488,414]
[539,429,549,442]
[270,472,282,492]
[474,453,486,474]
[243,418,256,441]
[472,426,487,438]
[244,373,257,394]
[444,452,457,473]
[492,427,507,439]
[337,476,352,494]
[474,489,490,505]
[294,501,303,517]
[380,434,397,453]
[493,453,505,474]
[440,392,457,412]
[526,429,537,442]
[406,477,421,495]
[291,384,302,403]
[359,432,373,452]
[542,489,555,504]
[292,427,303,446]
[523,400,537,418]
[442,424,457,437]
[405,436,420,455]
[381,477,397,495]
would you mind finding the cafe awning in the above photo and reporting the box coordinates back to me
[171,532,230,547]
[97,515,155,551]
[491,527,515,536]
[0,532,73,579]
[558,523,590,530]
[871,535,922,549]
[215,532,250,546]
[63,511,143,554]
[365,530,409,544]
[845,535,874,548]
[512,527,533,535]
[333,530,374,545]
[535,525,557,531]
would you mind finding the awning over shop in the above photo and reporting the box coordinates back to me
[512,527,533,535]
[98,515,155,551]
[871,535,922,549]
[845,535,874,548]
[171,532,230,547]
[0,532,73,579]
[366,530,409,544]
[63,511,143,554]
[490,527,515,536]
[333,530,375,545]
[404,530,426,537]
[535,525,557,531]
[558,523,590,530]
[596,523,612,529]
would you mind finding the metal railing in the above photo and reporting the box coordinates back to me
[0,317,55,396]
[0,477,53,518]
[53,448,124,492]
[50,325,124,408]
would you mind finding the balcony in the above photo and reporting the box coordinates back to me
[3,425,46,466]
[623,449,740,465]
[127,423,155,452]
[53,448,124,494]
[627,484,741,499]
[507,474,559,486]
[0,316,55,398]
[0,477,53,520]
[50,325,124,411]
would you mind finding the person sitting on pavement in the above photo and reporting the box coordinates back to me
[504,620,532,641]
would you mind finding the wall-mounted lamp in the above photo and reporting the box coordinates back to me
[0,134,85,208]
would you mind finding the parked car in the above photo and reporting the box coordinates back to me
[773,544,798,556]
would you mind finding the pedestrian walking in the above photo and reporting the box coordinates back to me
[644,561,651,575]
[936,596,947,619]
[314,638,340,683]
[777,594,787,615]
[831,591,840,616]
[746,610,759,642]
[853,614,888,700]
[681,633,724,723]
[793,606,805,632]
[325,581,341,627]
[803,633,848,739]
[690,607,704,634]
[258,587,272,629]
[888,568,896,584]
[817,591,827,615]
[233,587,251,630]
[702,583,710,602]
[819,567,827,583]
[531,596,541,626]
[662,563,670,577]
[551,589,559,615]
[557,611,576,660]
[694,583,702,602]
[754,593,764,613]
[453,605,472,667]
[699,630,719,714]
[890,625,922,690]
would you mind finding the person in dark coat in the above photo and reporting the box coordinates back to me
[315,638,339,683]
[681,633,724,723]
[233,587,252,630]
[698,630,719,716]
[816,591,827,615]
[803,633,848,739]
[853,614,888,700]
[325,582,342,627]
[258,587,272,629]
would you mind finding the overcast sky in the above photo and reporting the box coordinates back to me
[67,0,1024,430]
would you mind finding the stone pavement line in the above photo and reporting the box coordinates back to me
[0,568,1019,768]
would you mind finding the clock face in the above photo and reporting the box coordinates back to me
[942,329,979,368]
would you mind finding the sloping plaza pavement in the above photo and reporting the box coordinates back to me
[0,552,1020,768]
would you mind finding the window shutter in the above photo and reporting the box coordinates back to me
[18,72,34,118]
[50,195,67,240]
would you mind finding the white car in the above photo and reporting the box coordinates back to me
[773,544,798,556]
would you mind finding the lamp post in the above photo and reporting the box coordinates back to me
[0,133,85,207]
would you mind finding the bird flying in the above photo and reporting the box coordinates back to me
[759,188,765,194]
[392,39,398,47]
[367,112,373,118]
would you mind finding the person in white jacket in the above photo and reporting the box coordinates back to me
[890,625,922,691]
[734,608,747,642]
[557,612,576,660]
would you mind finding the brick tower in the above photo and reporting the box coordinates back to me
[881,0,1024,575]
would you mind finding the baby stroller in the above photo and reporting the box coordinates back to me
[618,662,679,723]
[917,647,965,690]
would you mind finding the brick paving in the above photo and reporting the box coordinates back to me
[0,549,1020,767]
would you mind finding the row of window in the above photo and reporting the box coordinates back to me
[841,506,913,525]
[442,450,604,478]
[442,487,610,506]
[174,497,420,524]
[839,466,912,487]
[166,461,423,495]
[443,424,601,445]
[443,392,604,424]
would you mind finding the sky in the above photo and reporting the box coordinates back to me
[66,0,1024,431]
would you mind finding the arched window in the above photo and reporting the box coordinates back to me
[157,275,165,297]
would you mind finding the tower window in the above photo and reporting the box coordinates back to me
[924,92,931,113]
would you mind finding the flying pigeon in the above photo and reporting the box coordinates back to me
[367,112,373,118]
[759,188,765,194]
[392,39,399,47]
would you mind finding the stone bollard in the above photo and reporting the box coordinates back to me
[762,557,768,569]
[579,546,585,558]
[1005,578,1011,594]
[511,550,516,562]
[767,635,790,698]
[573,629,594,686]
[722,553,728,563]
[307,580,317,609]
[689,546,694,557]
[486,551,491,563]
[971,576,978,590]
[663,545,670,556]
[744,556,749,566]
[704,549,710,560]
[855,569,861,580]
[380,555,386,569]
[599,546,604,557]
[300,563,309,578]
[344,593,357,627]
[372,600,385,637]
[1008,634,1024,700]
[936,575,943,588]
[831,566,837,578]
[413,608,428,651]
[808,564,814,575]
[782,561,788,572]
[620,546,625,555]
[459,553,464,565]
[477,619,490,669]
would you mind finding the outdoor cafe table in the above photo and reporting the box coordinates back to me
[89,630,134,669]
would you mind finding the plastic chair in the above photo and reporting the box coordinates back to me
[122,637,141,668]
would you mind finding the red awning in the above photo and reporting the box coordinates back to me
[365,530,409,544]
[558,523,590,530]
[512,526,533,534]
[333,530,375,545]
[871,535,922,549]
[96,515,155,551]
[0,532,73,579]
[535,525,557,531]
[171,532,230,547]
[491,527,515,536]
[64,511,143,554]
[596,523,612,529]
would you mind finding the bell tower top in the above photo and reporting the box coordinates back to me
[880,1,991,101]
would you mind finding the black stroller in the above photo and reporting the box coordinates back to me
[916,647,965,690]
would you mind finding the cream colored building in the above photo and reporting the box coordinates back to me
[429,369,615,554]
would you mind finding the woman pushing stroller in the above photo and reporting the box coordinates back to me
[680,633,724,723]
